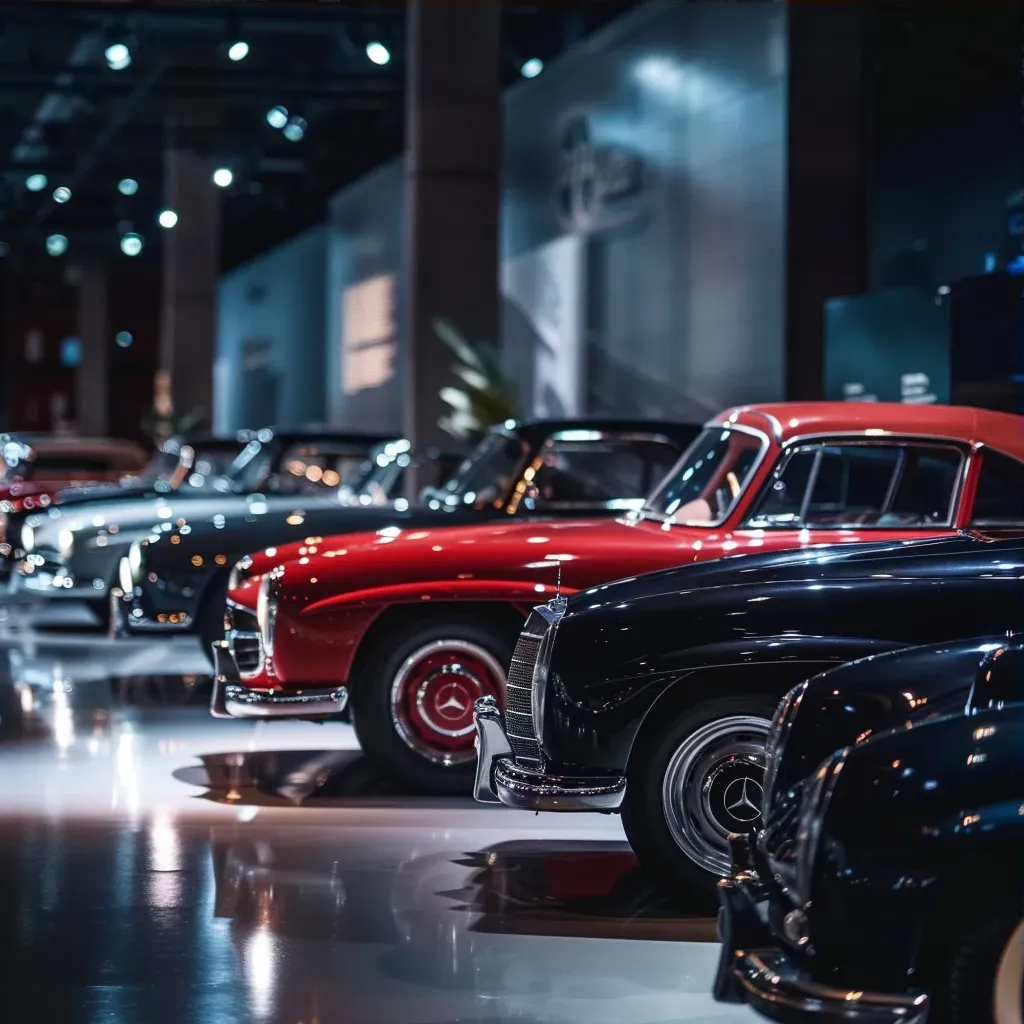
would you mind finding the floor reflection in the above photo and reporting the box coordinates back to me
[0,629,755,1024]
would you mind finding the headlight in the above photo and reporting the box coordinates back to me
[20,522,34,552]
[118,556,134,595]
[257,572,279,658]
[58,529,74,558]
[128,541,143,583]
[229,555,253,591]
[791,752,843,906]
[763,681,807,815]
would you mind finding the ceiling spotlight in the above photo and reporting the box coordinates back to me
[46,234,68,257]
[157,209,178,229]
[25,173,48,192]
[212,167,233,188]
[365,41,391,66]
[521,58,544,79]
[52,186,72,204]
[266,105,289,129]
[118,178,139,196]
[104,42,132,71]
[282,116,307,142]
[120,232,144,257]
[115,331,133,348]
[227,41,249,62]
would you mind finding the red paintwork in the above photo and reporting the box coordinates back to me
[230,402,1024,690]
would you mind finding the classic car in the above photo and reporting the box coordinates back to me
[117,419,693,654]
[474,526,1024,896]
[716,658,1024,1024]
[0,433,148,567]
[9,428,394,625]
[215,402,1024,798]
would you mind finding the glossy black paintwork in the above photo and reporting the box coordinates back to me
[765,637,1022,808]
[801,704,1024,991]
[540,532,1024,771]
[133,419,699,629]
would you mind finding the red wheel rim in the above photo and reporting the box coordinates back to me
[390,640,506,765]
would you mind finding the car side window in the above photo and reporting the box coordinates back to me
[521,438,683,511]
[745,444,961,528]
[271,445,370,495]
[970,450,1024,525]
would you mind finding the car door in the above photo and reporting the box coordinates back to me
[725,438,967,554]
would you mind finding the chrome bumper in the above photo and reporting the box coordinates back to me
[209,641,348,720]
[472,695,626,811]
[714,838,929,1023]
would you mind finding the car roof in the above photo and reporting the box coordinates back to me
[716,402,1024,459]
[506,418,702,446]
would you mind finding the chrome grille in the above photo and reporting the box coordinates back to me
[226,603,262,676]
[504,608,547,763]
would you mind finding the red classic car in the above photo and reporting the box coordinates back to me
[213,402,1024,791]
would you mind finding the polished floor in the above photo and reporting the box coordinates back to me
[0,615,757,1024]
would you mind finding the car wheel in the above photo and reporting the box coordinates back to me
[621,694,775,900]
[350,617,514,794]
[933,913,1023,1024]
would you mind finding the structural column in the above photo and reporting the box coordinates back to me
[159,147,220,429]
[76,265,109,436]
[785,3,869,399]
[403,0,501,470]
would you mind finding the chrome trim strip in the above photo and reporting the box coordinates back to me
[493,759,625,811]
[473,695,512,802]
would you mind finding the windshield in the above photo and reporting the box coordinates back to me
[645,426,766,525]
[140,441,252,491]
[436,432,527,508]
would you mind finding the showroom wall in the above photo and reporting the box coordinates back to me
[216,0,789,432]
[214,226,328,432]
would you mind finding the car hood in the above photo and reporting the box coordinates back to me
[765,636,1021,811]
[229,515,719,616]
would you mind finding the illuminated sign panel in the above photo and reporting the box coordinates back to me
[342,274,397,395]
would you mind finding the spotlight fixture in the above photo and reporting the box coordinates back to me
[115,331,133,348]
[104,42,132,71]
[118,178,139,196]
[365,41,390,66]
[282,116,307,142]
[157,209,178,229]
[212,167,233,188]
[521,58,544,79]
[266,105,289,129]
[120,233,144,257]
[52,186,72,204]
[25,173,48,192]
[46,234,68,257]
[227,41,249,62]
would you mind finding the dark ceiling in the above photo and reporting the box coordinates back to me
[0,0,645,271]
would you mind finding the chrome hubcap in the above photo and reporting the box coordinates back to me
[661,715,772,877]
[390,640,506,766]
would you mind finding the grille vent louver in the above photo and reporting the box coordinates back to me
[504,607,549,763]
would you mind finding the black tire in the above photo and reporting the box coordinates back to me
[350,616,515,794]
[198,574,230,669]
[622,693,776,903]
[931,912,1023,1024]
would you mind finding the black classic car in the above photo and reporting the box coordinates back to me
[474,531,1024,896]
[10,428,394,626]
[112,418,697,656]
[716,639,1024,1024]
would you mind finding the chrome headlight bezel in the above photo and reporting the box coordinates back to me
[257,571,280,659]
[229,554,253,591]
[762,680,808,816]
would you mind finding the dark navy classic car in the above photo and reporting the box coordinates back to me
[716,642,1024,1023]
[474,531,1024,895]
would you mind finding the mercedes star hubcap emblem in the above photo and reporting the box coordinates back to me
[723,776,763,823]
[433,681,469,722]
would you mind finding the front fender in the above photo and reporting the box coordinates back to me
[541,636,905,773]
